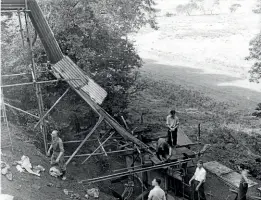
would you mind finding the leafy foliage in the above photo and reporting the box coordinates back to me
[1,0,156,132]
[176,0,220,15]
[252,0,261,14]
[246,34,261,83]
[230,4,241,13]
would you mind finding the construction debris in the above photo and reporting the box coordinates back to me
[33,165,45,172]
[1,162,10,175]
[16,165,25,173]
[5,172,13,181]
[63,189,69,195]
[47,182,54,187]
[86,188,99,198]
[0,194,14,200]
[1,162,13,181]
[49,166,62,177]
[31,184,41,190]
[15,155,41,176]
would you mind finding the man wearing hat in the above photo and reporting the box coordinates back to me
[47,130,66,180]
[189,160,207,200]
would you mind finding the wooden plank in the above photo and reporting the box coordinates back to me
[150,155,161,164]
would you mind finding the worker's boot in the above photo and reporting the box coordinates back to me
[61,170,66,180]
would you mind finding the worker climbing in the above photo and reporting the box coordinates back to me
[47,130,66,180]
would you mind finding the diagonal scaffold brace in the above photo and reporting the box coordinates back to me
[34,87,70,129]
[65,116,104,166]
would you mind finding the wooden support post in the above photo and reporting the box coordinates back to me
[82,131,115,164]
[98,138,108,156]
[65,116,104,166]
[34,88,70,129]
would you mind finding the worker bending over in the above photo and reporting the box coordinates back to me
[47,130,66,180]
[156,138,172,162]
[189,160,207,200]
[166,109,179,148]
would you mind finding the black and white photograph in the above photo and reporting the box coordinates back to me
[1,0,261,199]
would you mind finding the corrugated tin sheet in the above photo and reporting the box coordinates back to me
[52,56,107,105]
[1,0,25,10]
[204,161,258,188]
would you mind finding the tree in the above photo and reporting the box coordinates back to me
[1,0,156,131]
[252,0,261,14]
[176,2,198,16]
[246,34,261,83]
[230,4,241,13]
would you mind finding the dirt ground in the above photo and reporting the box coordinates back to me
[2,0,261,199]
[1,125,123,200]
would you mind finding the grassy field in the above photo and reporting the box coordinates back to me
[129,74,261,180]
[132,0,261,90]
[128,0,261,183]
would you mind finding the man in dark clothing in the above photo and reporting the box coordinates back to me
[156,138,172,162]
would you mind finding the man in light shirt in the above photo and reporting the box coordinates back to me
[189,160,207,200]
[148,178,166,200]
[166,110,179,148]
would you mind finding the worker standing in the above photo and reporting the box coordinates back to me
[166,110,179,148]
[189,160,207,200]
[47,130,66,180]
[235,164,249,200]
[148,178,166,200]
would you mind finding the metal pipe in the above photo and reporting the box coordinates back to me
[24,3,48,154]
[98,138,107,156]
[34,88,70,128]
[81,131,115,164]
[113,164,144,172]
[1,71,54,77]
[65,116,104,166]
[1,72,31,77]
[4,102,40,119]
[17,10,25,47]
[79,159,192,184]
[1,79,81,87]
[64,148,135,158]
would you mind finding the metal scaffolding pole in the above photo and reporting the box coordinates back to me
[34,88,70,129]
[79,159,192,184]
[24,4,48,154]
[81,131,115,164]
[65,116,104,166]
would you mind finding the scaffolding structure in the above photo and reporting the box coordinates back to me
[1,2,196,200]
